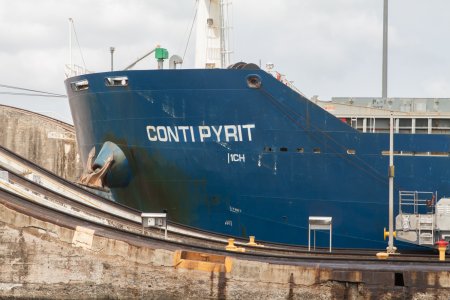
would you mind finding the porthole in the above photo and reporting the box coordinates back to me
[246,74,262,89]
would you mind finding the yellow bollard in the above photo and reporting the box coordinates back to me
[225,238,246,252]
[247,236,257,246]
[439,247,446,261]
[246,235,264,247]
[383,227,397,240]
[226,238,237,251]
[436,240,449,261]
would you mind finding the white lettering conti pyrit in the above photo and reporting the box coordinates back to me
[146,124,256,143]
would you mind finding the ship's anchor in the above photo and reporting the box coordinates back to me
[79,147,114,189]
[78,141,132,189]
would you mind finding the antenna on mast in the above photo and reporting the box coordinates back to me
[65,18,89,77]
[68,18,73,77]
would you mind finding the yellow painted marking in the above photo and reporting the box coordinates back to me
[173,250,232,273]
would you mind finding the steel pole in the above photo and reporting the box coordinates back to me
[388,113,396,253]
[110,47,115,71]
[382,0,388,99]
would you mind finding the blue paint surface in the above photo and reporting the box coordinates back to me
[65,69,450,250]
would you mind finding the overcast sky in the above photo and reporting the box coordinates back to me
[1,0,450,123]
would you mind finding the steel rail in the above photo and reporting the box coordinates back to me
[1,185,450,270]
[0,144,444,260]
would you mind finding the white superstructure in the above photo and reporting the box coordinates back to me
[195,0,232,69]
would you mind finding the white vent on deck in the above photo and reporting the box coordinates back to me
[437,205,450,215]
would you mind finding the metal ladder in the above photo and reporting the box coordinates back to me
[418,214,434,245]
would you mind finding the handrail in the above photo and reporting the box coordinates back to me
[65,64,92,78]
[399,191,436,214]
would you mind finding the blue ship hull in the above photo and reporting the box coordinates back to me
[65,69,450,250]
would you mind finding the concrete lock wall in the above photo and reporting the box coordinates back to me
[0,105,82,181]
[1,202,450,299]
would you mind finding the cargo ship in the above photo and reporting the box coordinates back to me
[65,1,450,250]
[65,65,450,250]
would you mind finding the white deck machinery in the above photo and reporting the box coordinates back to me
[395,191,450,250]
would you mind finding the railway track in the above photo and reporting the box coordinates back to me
[0,144,448,266]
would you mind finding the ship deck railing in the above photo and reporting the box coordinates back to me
[340,115,450,134]
[65,64,92,78]
[399,191,437,215]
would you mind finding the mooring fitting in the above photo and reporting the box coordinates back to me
[376,252,389,260]
[226,238,237,251]
[246,235,264,247]
[225,238,245,252]
[436,240,449,261]
[247,236,257,246]
[383,227,397,240]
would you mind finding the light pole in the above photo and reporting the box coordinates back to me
[383,0,396,254]
[388,113,396,253]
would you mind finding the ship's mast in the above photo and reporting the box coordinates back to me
[68,18,73,77]
[195,0,232,68]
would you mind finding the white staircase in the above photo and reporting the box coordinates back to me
[418,214,434,245]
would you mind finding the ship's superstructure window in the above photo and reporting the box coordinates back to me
[398,119,412,133]
[70,79,89,91]
[320,97,450,135]
[105,76,128,87]
[280,147,288,152]
[415,119,429,134]
[313,148,321,154]
[339,115,450,135]
[296,148,304,153]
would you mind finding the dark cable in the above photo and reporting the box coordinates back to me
[72,21,87,69]
[182,1,199,61]
[0,83,66,97]
[0,92,66,98]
